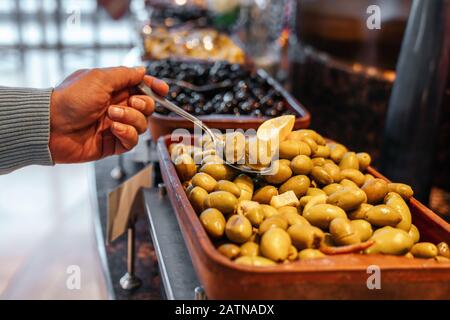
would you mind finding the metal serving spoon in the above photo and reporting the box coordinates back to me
[162,78,233,93]
[137,81,271,174]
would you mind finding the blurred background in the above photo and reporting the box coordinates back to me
[0,0,448,300]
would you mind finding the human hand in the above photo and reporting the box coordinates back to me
[49,66,169,163]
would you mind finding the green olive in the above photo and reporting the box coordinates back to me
[311,157,326,167]
[214,180,241,198]
[323,162,342,183]
[264,161,293,185]
[199,208,226,238]
[188,186,208,214]
[260,204,279,219]
[204,191,238,215]
[387,183,414,200]
[260,228,292,261]
[240,242,260,257]
[236,200,264,227]
[311,166,333,186]
[174,154,197,182]
[218,243,240,259]
[299,195,312,208]
[384,192,412,231]
[302,204,347,229]
[170,143,189,160]
[253,186,279,204]
[410,242,438,259]
[437,242,450,258]
[234,174,254,194]
[224,131,246,164]
[225,215,253,244]
[278,206,310,226]
[287,224,325,250]
[234,256,276,266]
[404,252,414,259]
[301,136,318,153]
[198,132,215,147]
[287,129,326,145]
[349,219,373,241]
[306,188,327,197]
[298,249,326,260]
[339,152,359,170]
[323,183,344,196]
[278,159,291,167]
[291,155,313,175]
[200,163,237,181]
[287,245,298,261]
[193,149,216,164]
[329,218,361,245]
[303,194,327,214]
[408,224,420,244]
[339,169,365,187]
[279,140,311,159]
[192,172,217,193]
[348,203,373,220]
[340,178,359,189]
[312,145,330,158]
[364,173,375,183]
[361,178,389,204]
[364,204,402,227]
[279,175,311,198]
[434,256,450,263]
[237,190,253,201]
[201,154,224,166]
[259,216,288,234]
[328,143,348,164]
[364,226,414,255]
[327,187,367,211]
[356,152,371,171]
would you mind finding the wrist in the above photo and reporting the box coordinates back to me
[49,89,62,163]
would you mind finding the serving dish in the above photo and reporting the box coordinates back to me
[148,68,311,141]
[157,134,450,299]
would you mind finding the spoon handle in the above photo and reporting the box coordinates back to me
[137,82,216,140]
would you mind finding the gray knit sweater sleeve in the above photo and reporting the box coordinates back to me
[0,86,54,174]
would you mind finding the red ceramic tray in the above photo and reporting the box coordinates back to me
[157,135,450,299]
[148,69,311,141]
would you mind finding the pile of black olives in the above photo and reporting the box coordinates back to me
[148,5,213,28]
[146,59,292,117]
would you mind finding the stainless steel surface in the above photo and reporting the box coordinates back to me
[144,188,200,300]
[137,81,272,174]
[381,0,450,202]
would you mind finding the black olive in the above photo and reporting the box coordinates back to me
[235,90,247,101]
[223,92,233,103]
[183,104,194,113]
[264,108,278,117]
[230,64,241,72]
[275,101,285,112]
[239,101,252,113]
[203,102,214,114]
[251,109,263,117]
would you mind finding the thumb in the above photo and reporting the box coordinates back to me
[102,66,146,92]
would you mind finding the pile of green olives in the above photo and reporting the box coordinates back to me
[170,128,450,267]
